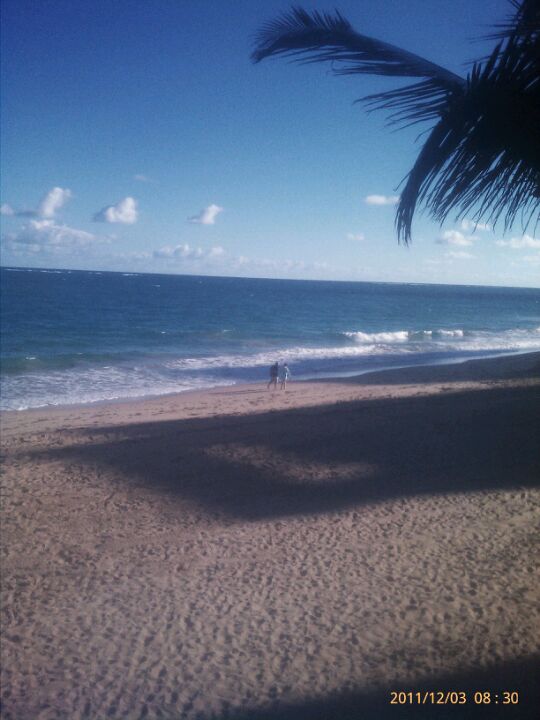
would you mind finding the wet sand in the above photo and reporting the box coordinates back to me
[1,353,539,719]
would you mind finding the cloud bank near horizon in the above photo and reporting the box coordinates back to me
[3,219,100,255]
[153,243,225,261]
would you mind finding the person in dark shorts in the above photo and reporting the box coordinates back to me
[267,361,279,389]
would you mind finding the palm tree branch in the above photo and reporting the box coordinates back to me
[361,79,454,126]
[252,4,540,241]
[252,7,465,90]
[485,0,540,40]
[396,36,540,242]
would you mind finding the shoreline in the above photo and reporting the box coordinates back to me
[1,349,539,719]
[2,349,539,424]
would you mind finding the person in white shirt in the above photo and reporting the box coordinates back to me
[280,363,290,390]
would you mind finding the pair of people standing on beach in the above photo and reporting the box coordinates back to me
[267,361,290,390]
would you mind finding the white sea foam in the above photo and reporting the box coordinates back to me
[163,326,540,375]
[163,344,380,372]
[344,328,466,342]
[0,365,236,411]
[437,329,465,337]
[344,330,409,343]
[2,325,539,411]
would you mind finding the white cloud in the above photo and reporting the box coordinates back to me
[153,245,176,259]
[110,250,152,261]
[230,256,328,274]
[2,187,72,219]
[446,250,475,260]
[3,219,100,254]
[38,187,72,218]
[495,234,540,249]
[153,243,224,261]
[436,230,473,246]
[134,174,152,183]
[188,204,224,225]
[460,219,490,232]
[208,246,225,257]
[347,232,365,241]
[94,197,138,224]
[523,253,540,264]
[364,194,399,206]
[150,245,327,277]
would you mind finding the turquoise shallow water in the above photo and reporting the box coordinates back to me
[1,266,539,410]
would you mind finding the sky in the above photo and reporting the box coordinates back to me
[1,0,538,287]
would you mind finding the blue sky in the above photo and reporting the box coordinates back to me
[1,0,538,287]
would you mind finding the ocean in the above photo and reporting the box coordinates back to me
[1,266,539,411]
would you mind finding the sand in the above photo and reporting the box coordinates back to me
[1,352,539,719]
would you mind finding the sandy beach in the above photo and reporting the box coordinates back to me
[1,352,539,720]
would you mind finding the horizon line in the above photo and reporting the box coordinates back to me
[1,264,539,292]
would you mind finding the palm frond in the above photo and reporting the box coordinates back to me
[252,6,466,128]
[252,4,540,242]
[396,35,540,242]
[486,0,540,40]
[252,7,464,89]
[362,79,456,128]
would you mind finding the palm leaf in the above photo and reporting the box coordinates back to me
[396,35,540,242]
[252,7,464,87]
[486,0,540,40]
[252,4,540,242]
[252,7,465,129]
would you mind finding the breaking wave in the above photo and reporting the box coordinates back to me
[2,325,539,411]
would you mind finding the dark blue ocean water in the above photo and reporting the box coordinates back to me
[1,267,539,410]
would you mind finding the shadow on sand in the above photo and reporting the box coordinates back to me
[33,382,540,522]
[20,381,540,719]
[215,654,539,720]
